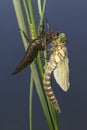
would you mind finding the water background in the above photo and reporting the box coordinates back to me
[0,0,87,130]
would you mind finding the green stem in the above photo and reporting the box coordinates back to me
[37,0,42,15]
[12,0,59,130]
[28,0,37,37]
[38,0,46,26]
[12,0,28,49]
[30,63,54,130]
[22,0,31,25]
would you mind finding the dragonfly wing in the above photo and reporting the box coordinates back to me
[53,57,70,91]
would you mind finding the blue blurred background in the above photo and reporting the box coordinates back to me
[0,0,87,130]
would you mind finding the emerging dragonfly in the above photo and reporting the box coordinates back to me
[43,33,70,112]
[12,30,59,75]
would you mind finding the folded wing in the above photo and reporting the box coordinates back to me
[53,57,70,91]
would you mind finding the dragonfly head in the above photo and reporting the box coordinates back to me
[54,33,67,45]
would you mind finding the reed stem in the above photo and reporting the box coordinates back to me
[12,0,59,130]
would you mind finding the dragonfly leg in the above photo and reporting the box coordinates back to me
[44,17,51,32]
[20,29,30,45]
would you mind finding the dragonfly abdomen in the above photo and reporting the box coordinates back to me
[12,36,47,75]
[12,44,38,75]
[43,57,61,112]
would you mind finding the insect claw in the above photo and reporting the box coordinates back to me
[20,29,30,44]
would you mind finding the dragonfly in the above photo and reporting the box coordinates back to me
[12,30,59,75]
[43,33,70,112]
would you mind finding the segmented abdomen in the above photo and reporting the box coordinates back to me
[43,45,67,112]
[12,43,38,75]
[12,36,49,75]
[43,53,61,112]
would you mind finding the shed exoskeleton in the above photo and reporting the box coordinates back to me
[12,31,59,75]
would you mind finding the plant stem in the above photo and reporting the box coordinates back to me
[28,0,37,37]
[12,0,59,130]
